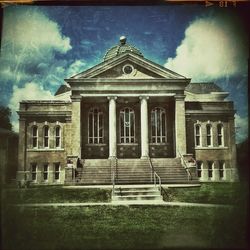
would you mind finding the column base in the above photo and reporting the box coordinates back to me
[140,156,149,159]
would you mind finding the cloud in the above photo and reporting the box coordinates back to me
[0,8,72,86]
[66,59,86,78]
[165,15,248,81]
[235,114,248,144]
[9,82,54,132]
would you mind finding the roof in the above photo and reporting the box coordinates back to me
[55,85,71,96]
[185,82,223,94]
[103,36,143,61]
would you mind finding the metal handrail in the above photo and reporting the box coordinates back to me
[177,150,192,181]
[111,157,117,196]
[148,157,162,191]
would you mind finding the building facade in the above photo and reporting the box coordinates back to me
[16,37,238,185]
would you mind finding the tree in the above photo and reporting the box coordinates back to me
[0,106,12,131]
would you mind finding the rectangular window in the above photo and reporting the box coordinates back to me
[31,163,37,181]
[217,124,223,146]
[32,126,38,148]
[54,163,60,180]
[208,161,213,178]
[219,161,224,179]
[196,161,202,178]
[206,125,212,147]
[43,163,48,181]
[88,108,104,144]
[55,126,61,148]
[44,126,49,148]
[195,125,201,146]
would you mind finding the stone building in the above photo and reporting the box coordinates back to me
[16,37,238,185]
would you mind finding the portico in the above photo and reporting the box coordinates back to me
[69,92,187,160]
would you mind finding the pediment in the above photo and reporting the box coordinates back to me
[70,53,186,80]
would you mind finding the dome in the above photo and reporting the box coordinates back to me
[103,36,144,61]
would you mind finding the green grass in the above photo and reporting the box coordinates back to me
[162,182,249,205]
[2,204,248,250]
[2,186,111,204]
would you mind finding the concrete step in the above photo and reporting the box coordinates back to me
[113,195,163,201]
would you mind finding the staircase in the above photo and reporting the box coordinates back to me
[76,157,198,185]
[116,159,152,184]
[112,186,163,204]
[77,159,111,184]
[151,158,195,183]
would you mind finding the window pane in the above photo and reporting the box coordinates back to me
[120,113,124,137]
[56,127,60,136]
[162,113,166,137]
[130,112,134,137]
[151,112,156,137]
[33,138,37,147]
[44,138,48,147]
[33,127,37,136]
[89,113,93,138]
[56,138,60,147]
[44,126,49,136]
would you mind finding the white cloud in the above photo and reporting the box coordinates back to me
[66,59,86,78]
[235,114,248,144]
[165,16,248,81]
[0,8,72,86]
[9,82,54,132]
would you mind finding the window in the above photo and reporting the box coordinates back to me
[206,124,212,147]
[195,124,201,146]
[208,161,213,179]
[55,126,61,148]
[120,108,135,143]
[217,124,224,146]
[219,161,225,179]
[196,161,202,178]
[151,107,166,143]
[88,108,104,144]
[32,126,38,148]
[31,163,37,181]
[43,164,48,181]
[43,126,49,148]
[54,163,60,180]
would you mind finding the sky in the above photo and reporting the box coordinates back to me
[0,5,248,143]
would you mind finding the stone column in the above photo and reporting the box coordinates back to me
[108,96,117,158]
[140,96,149,159]
[71,96,82,158]
[16,117,27,181]
[175,94,187,156]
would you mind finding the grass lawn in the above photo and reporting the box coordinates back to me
[162,182,249,205]
[2,186,111,204]
[2,205,248,250]
[1,182,249,249]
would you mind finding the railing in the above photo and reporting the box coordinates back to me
[148,157,161,192]
[177,150,192,181]
[111,157,117,196]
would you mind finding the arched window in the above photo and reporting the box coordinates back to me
[32,126,38,148]
[43,125,49,148]
[217,123,224,146]
[219,161,225,180]
[208,161,213,179]
[55,126,61,148]
[120,108,135,143]
[196,161,202,178]
[195,124,201,146]
[88,108,104,144]
[151,107,166,143]
[206,124,212,147]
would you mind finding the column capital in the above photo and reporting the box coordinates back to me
[174,94,186,101]
[107,96,117,101]
[139,96,149,101]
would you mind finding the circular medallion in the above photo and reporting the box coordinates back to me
[122,64,134,75]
